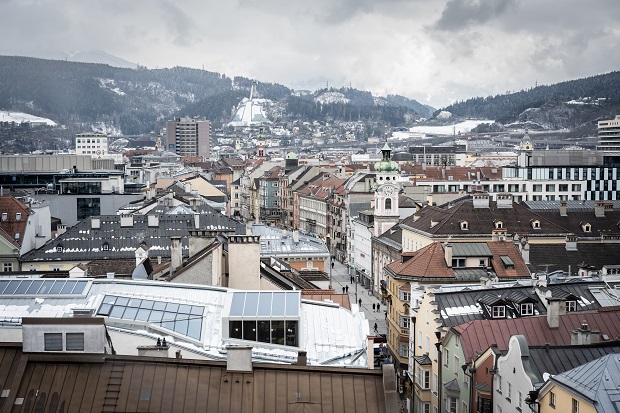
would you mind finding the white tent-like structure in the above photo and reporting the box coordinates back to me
[228,83,272,127]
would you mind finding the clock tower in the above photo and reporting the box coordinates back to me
[373,142,400,237]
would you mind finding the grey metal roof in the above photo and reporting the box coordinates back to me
[525,200,620,212]
[434,285,547,327]
[251,224,329,258]
[21,213,246,262]
[451,242,493,257]
[528,343,620,387]
[349,202,372,220]
[551,353,620,411]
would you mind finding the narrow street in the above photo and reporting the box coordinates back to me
[329,259,387,336]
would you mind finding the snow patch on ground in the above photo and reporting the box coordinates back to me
[409,119,494,136]
[315,92,350,105]
[0,111,56,126]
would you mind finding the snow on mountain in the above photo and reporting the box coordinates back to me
[315,92,350,105]
[409,119,494,136]
[0,111,56,126]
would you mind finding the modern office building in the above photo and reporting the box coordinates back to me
[598,114,620,151]
[165,117,211,159]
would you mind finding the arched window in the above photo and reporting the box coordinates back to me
[385,198,392,211]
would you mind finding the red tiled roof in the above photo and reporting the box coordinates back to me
[0,197,29,247]
[487,242,530,278]
[453,310,620,362]
[387,243,454,278]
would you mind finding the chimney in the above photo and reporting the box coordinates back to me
[565,235,578,251]
[473,193,490,209]
[170,236,183,273]
[194,212,200,230]
[293,230,299,244]
[147,214,159,227]
[226,345,253,373]
[120,215,134,227]
[106,272,115,279]
[91,217,101,229]
[444,243,453,267]
[367,336,375,369]
[559,200,568,217]
[595,201,606,218]
[546,297,564,328]
[570,322,600,345]
[496,194,513,209]
[297,350,307,366]
[227,235,261,289]
[520,238,530,265]
[56,224,67,237]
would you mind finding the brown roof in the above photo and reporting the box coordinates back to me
[486,242,530,278]
[387,243,454,278]
[301,292,352,310]
[401,201,569,237]
[0,196,29,247]
[0,344,389,413]
[400,165,503,182]
[452,310,620,362]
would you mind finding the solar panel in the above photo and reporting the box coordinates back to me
[97,295,204,340]
[0,279,90,296]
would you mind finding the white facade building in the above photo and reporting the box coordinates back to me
[75,133,108,158]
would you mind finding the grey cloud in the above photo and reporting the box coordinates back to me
[432,0,517,32]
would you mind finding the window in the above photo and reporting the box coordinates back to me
[77,198,101,220]
[398,342,409,358]
[532,220,540,229]
[400,291,411,302]
[533,185,543,192]
[418,330,422,348]
[422,403,430,413]
[433,373,438,394]
[66,333,85,351]
[549,391,556,407]
[56,246,63,253]
[1,213,6,221]
[572,184,581,191]
[479,259,486,267]
[418,369,430,389]
[494,221,503,229]
[445,348,450,367]
[399,316,410,329]
[507,382,512,402]
[572,398,579,413]
[497,375,503,393]
[15,212,21,221]
[452,258,466,268]
[460,221,469,230]
[518,391,523,409]
[521,303,534,316]
[385,198,392,211]
[559,184,568,192]
[447,397,457,413]
[2,263,12,272]
[581,223,591,232]
[102,243,109,251]
[546,184,556,192]
[492,306,506,318]
[44,333,63,351]
[566,301,577,312]
[454,356,460,376]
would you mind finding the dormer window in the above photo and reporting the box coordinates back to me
[452,258,466,268]
[494,221,503,229]
[500,256,514,270]
[15,212,22,221]
[520,303,534,316]
[102,243,110,251]
[531,220,540,229]
[1,213,6,221]
[460,221,469,230]
[492,305,506,318]
[581,222,591,233]
[566,300,577,312]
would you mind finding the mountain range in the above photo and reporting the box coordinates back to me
[0,54,619,138]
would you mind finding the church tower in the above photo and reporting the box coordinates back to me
[373,142,400,237]
[256,127,267,159]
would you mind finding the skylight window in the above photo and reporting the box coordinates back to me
[225,291,301,347]
[0,279,89,296]
[97,295,204,340]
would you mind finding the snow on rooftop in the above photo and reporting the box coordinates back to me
[0,110,56,126]
[409,119,494,136]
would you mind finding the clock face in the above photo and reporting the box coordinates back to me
[382,185,394,196]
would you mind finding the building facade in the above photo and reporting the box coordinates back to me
[166,117,211,159]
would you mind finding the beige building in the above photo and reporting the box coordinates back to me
[166,117,211,159]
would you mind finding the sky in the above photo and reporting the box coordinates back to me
[2,0,620,108]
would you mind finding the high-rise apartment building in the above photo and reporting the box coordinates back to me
[165,118,211,159]
[598,115,620,151]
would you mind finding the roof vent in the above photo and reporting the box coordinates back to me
[72,308,95,317]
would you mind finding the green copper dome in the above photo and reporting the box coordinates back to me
[374,142,399,172]
[286,151,298,160]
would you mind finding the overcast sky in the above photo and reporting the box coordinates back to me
[3,0,620,108]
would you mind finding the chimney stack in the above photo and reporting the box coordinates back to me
[296,350,307,366]
[473,193,490,209]
[444,243,453,267]
[91,217,101,229]
[559,200,568,217]
[226,345,253,373]
[546,297,565,328]
[570,322,600,345]
[595,201,606,218]
[565,235,578,251]
[170,236,183,273]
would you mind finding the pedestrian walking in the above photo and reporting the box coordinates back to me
[350,276,354,284]
[374,323,378,333]
[342,286,345,294]
[376,303,380,312]
[345,285,349,293]
[359,298,362,307]
[372,303,376,311]
[384,310,387,319]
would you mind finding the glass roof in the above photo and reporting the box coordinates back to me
[97,295,204,340]
[0,279,89,296]
[229,291,300,318]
